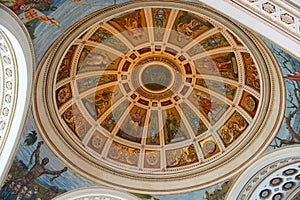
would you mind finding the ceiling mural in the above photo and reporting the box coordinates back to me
[33,0,284,194]
[0,0,300,199]
[53,6,263,173]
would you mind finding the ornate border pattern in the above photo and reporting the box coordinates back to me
[230,0,300,41]
[0,29,17,153]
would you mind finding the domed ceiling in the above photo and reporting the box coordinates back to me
[34,1,284,194]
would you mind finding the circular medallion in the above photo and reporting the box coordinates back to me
[91,136,102,149]
[244,96,256,112]
[203,140,216,154]
[146,152,159,166]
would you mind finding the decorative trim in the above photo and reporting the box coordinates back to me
[54,187,140,200]
[230,0,300,40]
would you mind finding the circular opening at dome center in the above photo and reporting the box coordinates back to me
[141,64,172,92]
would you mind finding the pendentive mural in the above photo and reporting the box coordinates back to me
[0,0,299,199]
[265,40,300,150]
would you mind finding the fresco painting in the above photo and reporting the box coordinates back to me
[89,27,129,53]
[196,78,237,101]
[200,32,229,51]
[76,74,117,93]
[55,83,72,108]
[62,104,91,140]
[264,40,300,150]
[0,0,60,39]
[187,43,205,57]
[107,141,140,167]
[188,90,228,124]
[0,111,96,200]
[163,107,190,144]
[108,9,148,46]
[0,141,68,200]
[77,46,121,73]
[1,1,300,200]
[117,106,147,143]
[194,52,238,81]
[100,99,130,133]
[187,32,229,56]
[152,8,171,41]
[241,52,260,91]
[199,136,220,159]
[218,112,248,147]
[146,111,160,145]
[166,144,198,168]
[56,45,77,82]
[144,150,161,169]
[82,86,122,120]
[169,10,214,47]
[181,102,208,137]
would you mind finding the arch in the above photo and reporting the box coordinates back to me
[226,145,300,200]
[0,4,35,184]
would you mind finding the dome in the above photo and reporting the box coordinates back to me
[34,1,284,194]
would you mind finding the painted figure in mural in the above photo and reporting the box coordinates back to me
[202,34,227,49]
[85,52,112,68]
[126,109,143,138]
[112,10,144,40]
[101,114,116,132]
[199,60,232,73]
[94,91,116,117]
[165,110,181,143]
[168,145,198,167]
[124,13,144,40]
[154,9,166,39]
[194,93,226,122]
[175,12,213,42]
[195,95,214,116]
[22,141,67,186]
[148,116,159,145]
[0,179,39,200]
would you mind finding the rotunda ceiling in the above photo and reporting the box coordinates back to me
[34,1,285,194]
